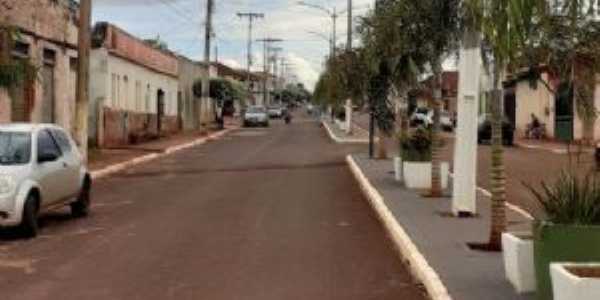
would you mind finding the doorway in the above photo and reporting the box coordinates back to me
[157,89,165,134]
[555,82,574,142]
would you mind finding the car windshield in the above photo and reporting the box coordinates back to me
[416,108,429,114]
[248,107,266,114]
[0,131,31,165]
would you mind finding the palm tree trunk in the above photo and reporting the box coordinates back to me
[377,128,388,159]
[488,68,507,251]
[429,66,443,197]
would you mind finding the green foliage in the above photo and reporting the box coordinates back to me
[0,60,37,88]
[398,128,434,162]
[525,171,600,225]
[0,26,38,88]
[193,78,248,105]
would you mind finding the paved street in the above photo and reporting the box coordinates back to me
[0,114,424,300]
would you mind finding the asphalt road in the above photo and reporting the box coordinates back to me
[0,113,425,300]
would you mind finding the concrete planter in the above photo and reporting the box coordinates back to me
[534,222,600,300]
[402,161,449,190]
[394,156,403,182]
[502,232,536,293]
[551,263,600,300]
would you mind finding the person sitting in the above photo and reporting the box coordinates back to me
[526,114,544,139]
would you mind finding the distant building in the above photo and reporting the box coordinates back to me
[0,0,79,132]
[411,71,459,115]
[212,62,263,106]
[89,22,180,148]
[506,69,600,142]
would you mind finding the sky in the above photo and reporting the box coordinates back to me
[92,0,377,91]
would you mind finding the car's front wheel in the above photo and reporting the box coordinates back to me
[71,180,91,218]
[20,193,39,238]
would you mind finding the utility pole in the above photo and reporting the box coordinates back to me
[332,7,337,57]
[237,12,264,106]
[347,0,352,50]
[256,38,282,106]
[345,0,353,135]
[75,0,91,161]
[201,0,214,129]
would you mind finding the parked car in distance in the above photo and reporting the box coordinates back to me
[0,124,91,237]
[244,106,270,127]
[440,110,454,131]
[410,107,433,127]
[267,105,284,119]
[477,114,515,146]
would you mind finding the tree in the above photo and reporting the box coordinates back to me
[463,0,542,250]
[529,1,600,144]
[374,0,460,195]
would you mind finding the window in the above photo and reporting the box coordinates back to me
[123,75,129,110]
[37,130,61,159]
[0,132,31,165]
[50,129,72,154]
[111,74,117,107]
[135,81,142,111]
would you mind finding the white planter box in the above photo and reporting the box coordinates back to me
[394,157,403,182]
[334,119,347,131]
[403,161,449,189]
[551,262,600,300]
[502,232,536,293]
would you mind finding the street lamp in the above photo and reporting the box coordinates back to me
[297,1,339,57]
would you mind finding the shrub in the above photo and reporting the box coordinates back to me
[525,171,600,225]
[399,127,433,162]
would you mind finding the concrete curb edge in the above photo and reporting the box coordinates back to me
[346,155,452,300]
[90,128,234,180]
[322,120,370,144]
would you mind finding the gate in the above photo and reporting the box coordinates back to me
[555,83,574,142]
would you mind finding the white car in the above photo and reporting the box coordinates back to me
[243,106,270,127]
[267,105,284,118]
[0,124,91,237]
[440,111,455,131]
[410,107,433,127]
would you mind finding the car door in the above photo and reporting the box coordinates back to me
[35,129,69,205]
[50,129,81,198]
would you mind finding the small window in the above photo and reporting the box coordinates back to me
[50,129,72,154]
[43,49,56,65]
[12,41,29,58]
[37,130,61,159]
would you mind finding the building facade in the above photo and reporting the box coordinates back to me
[509,71,600,142]
[178,57,216,131]
[0,0,79,132]
[89,22,179,148]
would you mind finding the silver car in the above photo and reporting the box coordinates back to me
[244,106,270,127]
[0,124,91,237]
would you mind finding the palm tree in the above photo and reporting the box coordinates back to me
[463,0,540,250]
[396,0,461,197]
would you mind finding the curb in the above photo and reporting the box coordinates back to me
[322,120,370,144]
[346,155,452,300]
[90,128,234,180]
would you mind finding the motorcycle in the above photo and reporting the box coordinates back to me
[284,114,292,124]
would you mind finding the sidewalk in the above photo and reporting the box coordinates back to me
[321,118,370,144]
[516,138,594,155]
[88,126,235,179]
[347,153,534,300]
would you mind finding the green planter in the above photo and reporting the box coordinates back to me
[534,222,600,300]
